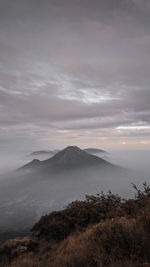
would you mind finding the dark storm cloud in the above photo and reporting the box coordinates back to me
[0,0,150,149]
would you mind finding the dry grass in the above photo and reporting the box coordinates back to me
[2,216,150,267]
[47,216,150,267]
[4,257,40,267]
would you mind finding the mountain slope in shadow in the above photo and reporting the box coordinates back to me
[29,148,107,159]
[20,146,115,173]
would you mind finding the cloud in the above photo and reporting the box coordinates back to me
[0,0,150,150]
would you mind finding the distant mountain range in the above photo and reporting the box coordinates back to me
[22,146,112,173]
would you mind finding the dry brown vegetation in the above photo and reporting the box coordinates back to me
[1,183,150,267]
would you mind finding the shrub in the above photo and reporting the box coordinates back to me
[32,191,122,242]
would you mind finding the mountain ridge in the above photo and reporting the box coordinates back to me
[20,146,113,172]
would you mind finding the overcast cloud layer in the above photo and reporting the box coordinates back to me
[0,0,150,151]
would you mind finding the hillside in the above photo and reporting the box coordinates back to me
[1,183,150,267]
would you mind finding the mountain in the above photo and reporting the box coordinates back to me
[21,146,113,173]
[29,148,107,159]
[19,159,41,171]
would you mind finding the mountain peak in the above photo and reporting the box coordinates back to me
[45,146,109,170]
[51,146,86,161]
[19,158,41,171]
[62,146,82,153]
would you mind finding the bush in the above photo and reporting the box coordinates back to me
[32,191,122,242]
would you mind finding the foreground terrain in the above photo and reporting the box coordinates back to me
[0,183,150,267]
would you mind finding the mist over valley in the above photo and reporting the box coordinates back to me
[0,146,149,243]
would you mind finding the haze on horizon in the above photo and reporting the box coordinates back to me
[0,0,150,154]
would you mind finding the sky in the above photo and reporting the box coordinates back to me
[0,0,150,152]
